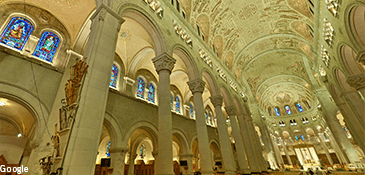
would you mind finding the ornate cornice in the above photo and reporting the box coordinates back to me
[187,78,206,93]
[152,52,176,73]
[210,95,223,107]
[346,73,365,90]
[225,106,236,116]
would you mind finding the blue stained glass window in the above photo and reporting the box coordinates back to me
[0,17,33,51]
[33,31,60,62]
[300,135,305,140]
[106,141,111,157]
[136,77,145,99]
[148,83,155,103]
[323,133,328,140]
[140,144,145,158]
[171,94,174,110]
[274,107,280,116]
[175,96,180,113]
[296,103,303,112]
[285,106,292,115]
[109,64,118,88]
[190,103,194,119]
[205,112,208,124]
[343,127,350,137]
[295,135,299,141]
[305,101,311,109]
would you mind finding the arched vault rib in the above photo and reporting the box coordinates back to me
[233,33,312,71]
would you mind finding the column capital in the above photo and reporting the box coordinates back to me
[225,105,236,116]
[109,147,129,153]
[187,78,206,93]
[346,73,365,90]
[91,4,124,24]
[356,49,365,65]
[152,52,176,73]
[210,95,223,107]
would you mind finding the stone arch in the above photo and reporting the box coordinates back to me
[209,139,221,160]
[339,44,364,76]
[122,121,158,151]
[117,3,168,56]
[171,44,199,80]
[334,68,356,92]
[104,111,123,148]
[346,3,365,48]
[172,129,190,155]
[196,13,210,43]
[219,84,233,107]
[201,69,218,96]
[232,96,244,115]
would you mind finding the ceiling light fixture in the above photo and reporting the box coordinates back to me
[0,101,5,106]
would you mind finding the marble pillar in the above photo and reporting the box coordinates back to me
[152,52,176,175]
[258,118,279,169]
[210,95,236,175]
[62,5,124,175]
[225,106,250,174]
[187,79,214,175]
[316,133,334,165]
[110,147,128,175]
[128,153,137,175]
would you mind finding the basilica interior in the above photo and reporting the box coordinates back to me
[0,0,364,175]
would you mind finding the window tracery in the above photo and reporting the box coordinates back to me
[0,17,33,51]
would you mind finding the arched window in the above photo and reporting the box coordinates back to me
[295,135,299,140]
[285,105,292,115]
[175,96,180,113]
[208,110,213,126]
[300,135,305,140]
[274,107,280,116]
[170,94,174,110]
[205,111,209,125]
[305,100,311,109]
[343,127,351,138]
[0,17,33,51]
[148,83,155,103]
[109,64,119,88]
[32,31,60,62]
[106,141,111,157]
[296,103,303,112]
[190,102,194,119]
[136,77,145,99]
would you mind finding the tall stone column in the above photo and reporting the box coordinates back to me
[314,88,361,164]
[180,154,194,175]
[280,139,292,166]
[128,153,137,175]
[236,113,261,173]
[152,52,176,175]
[225,106,250,174]
[316,132,334,165]
[187,79,214,175]
[110,147,128,175]
[258,118,278,169]
[271,137,284,167]
[62,5,124,175]
[210,95,236,175]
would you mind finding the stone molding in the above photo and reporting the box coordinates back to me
[346,73,365,90]
[225,106,236,116]
[152,52,176,73]
[356,50,365,65]
[187,78,206,93]
[210,95,223,107]
[179,153,194,158]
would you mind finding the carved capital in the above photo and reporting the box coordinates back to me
[30,139,41,149]
[225,106,236,116]
[91,4,125,24]
[210,95,223,107]
[356,50,365,65]
[346,73,365,90]
[187,78,206,93]
[152,52,176,73]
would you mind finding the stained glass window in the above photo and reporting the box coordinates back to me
[295,135,299,141]
[109,64,118,88]
[136,77,145,99]
[205,112,208,124]
[140,144,145,158]
[148,83,155,103]
[343,127,350,137]
[106,141,111,157]
[305,101,311,109]
[208,111,212,125]
[300,135,305,140]
[33,31,60,62]
[285,105,292,115]
[274,107,280,116]
[190,103,194,119]
[296,103,303,112]
[175,96,180,113]
[0,17,33,51]
[171,94,174,110]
